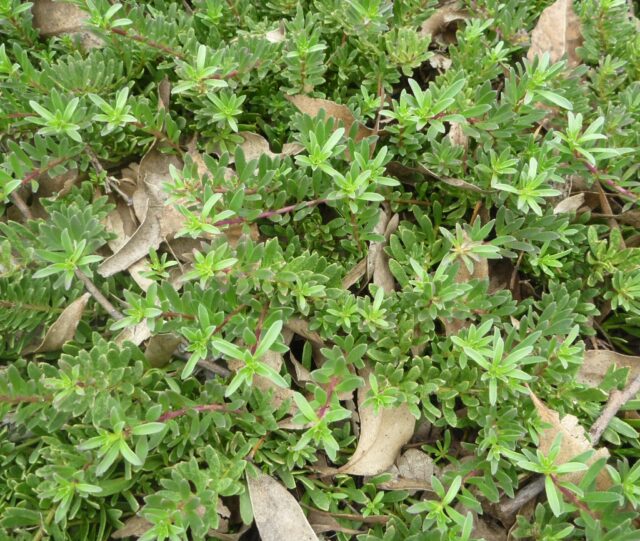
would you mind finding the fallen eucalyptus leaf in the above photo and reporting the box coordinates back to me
[238,132,304,162]
[553,192,585,214]
[420,3,469,44]
[371,211,398,293]
[578,349,640,388]
[23,293,90,354]
[247,472,318,541]
[286,95,373,142]
[32,0,102,48]
[379,448,436,491]
[530,391,612,489]
[334,368,415,476]
[527,0,582,68]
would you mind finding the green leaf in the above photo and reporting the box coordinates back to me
[131,422,166,436]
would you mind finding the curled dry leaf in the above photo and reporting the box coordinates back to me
[103,200,154,291]
[23,293,90,354]
[578,349,640,388]
[333,367,415,476]
[238,132,304,162]
[286,95,373,142]
[530,391,612,489]
[32,0,103,48]
[98,150,184,278]
[420,3,469,45]
[247,472,319,541]
[527,0,583,68]
[553,192,585,214]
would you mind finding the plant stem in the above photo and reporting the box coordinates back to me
[158,403,238,422]
[33,507,56,541]
[215,198,328,227]
[75,270,124,321]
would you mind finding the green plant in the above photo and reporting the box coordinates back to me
[2,1,640,540]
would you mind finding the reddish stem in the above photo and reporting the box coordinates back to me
[215,198,327,227]
[317,376,340,420]
[109,27,185,59]
[158,403,237,422]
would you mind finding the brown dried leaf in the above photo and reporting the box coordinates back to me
[527,0,583,68]
[111,516,152,539]
[238,132,304,162]
[447,122,468,149]
[530,391,612,489]
[335,368,416,476]
[32,0,102,48]
[578,349,640,388]
[553,193,585,214]
[371,212,398,293]
[145,333,182,368]
[247,472,319,541]
[23,293,90,354]
[420,3,469,45]
[98,151,184,277]
[286,95,373,142]
[379,448,435,491]
[342,257,367,290]
[114,321,152,347]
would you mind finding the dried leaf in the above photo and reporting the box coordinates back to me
[32,0,102,48]
[578,349,640,388]
[342,257,367,289]
[447,122,468,149]
[371,212,398,293]
[112,516,152,539]
[429,53,452,71]
[103,201,154,291]
[98,150,184,277]
[238,132,304,162]
[247,472,319,541]
[527,0,583,68]
[115,321,152,347]
[553,193,585,214]
[145,333,182,368]
[286,95,373,142]
[335,368,415,476]
[379,448,435,491]
[265,22,286,43]
[420,4,469,44]
[23,293,90,354]
[530,391,612,489]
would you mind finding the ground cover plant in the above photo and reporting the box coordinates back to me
[1,0,640,539]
